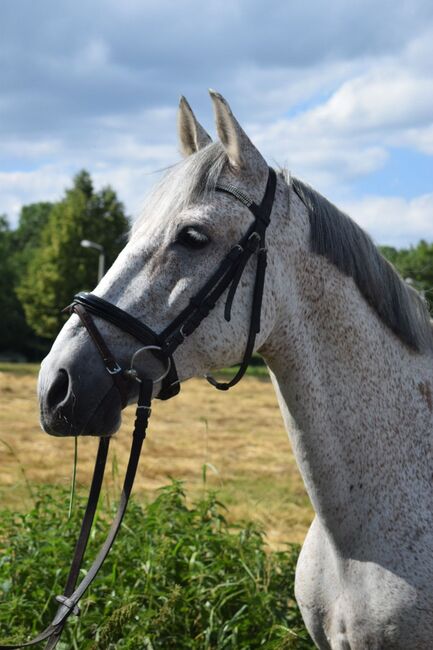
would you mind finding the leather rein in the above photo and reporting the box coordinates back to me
[0,167,277,649]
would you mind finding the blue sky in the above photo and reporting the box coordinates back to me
[0,0,432,247]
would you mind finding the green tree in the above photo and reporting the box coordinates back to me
[380,241,433,313]
[12,201,53,270]
[17,170,129,339]
[0,216,32,356]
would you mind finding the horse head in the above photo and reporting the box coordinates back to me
[38,92,289,436]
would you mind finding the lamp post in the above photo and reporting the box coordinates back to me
[80,239,105,283]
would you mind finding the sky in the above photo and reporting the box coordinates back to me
[0,0,432,248]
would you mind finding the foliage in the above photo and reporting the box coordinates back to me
[0,483,314,649]
[380,240,433,314]
[0,362,40,375]
[16,170,129,339]
[0,216,32,356]
[0,203,54,358]
[13,202,53,265]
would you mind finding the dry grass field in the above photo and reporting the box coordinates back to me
[0,365,313,548]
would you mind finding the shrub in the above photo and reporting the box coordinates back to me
[0,483,314,649]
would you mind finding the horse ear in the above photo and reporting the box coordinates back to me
[178,96,212,157]
[209,89,266,173]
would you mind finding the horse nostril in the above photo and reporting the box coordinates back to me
[46,369,70,411]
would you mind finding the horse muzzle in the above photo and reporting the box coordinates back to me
[38,342,123,438]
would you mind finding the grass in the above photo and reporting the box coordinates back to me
[0,483,315,649]
[0,365,313,547]
[0,360,269,378]
[0,362,40,376]
[0,363,316,648]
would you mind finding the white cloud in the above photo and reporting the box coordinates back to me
[0,138,62,159]
[398,124,433,156]
[92,163,172,217]
[0,1,432,247]
[342,193,433,247]
[0,167,70,221]
[252,116,389,191]
[245,43,433,199]
[0,158,176,226]
[0,104,180,226]
[302,70,433,134]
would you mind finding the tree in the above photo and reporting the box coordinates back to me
[12,202,53,269]
[0,216,32,356]
[17,170,130,339]
[380,241,433,314]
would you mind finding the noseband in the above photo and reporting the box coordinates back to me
[0,167,276,649]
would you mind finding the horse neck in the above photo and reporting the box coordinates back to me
[262,193,433,550]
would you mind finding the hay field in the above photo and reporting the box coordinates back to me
[0,366,313,548]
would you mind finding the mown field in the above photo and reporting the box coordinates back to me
[0,364,313,548]
[0,363,316,648]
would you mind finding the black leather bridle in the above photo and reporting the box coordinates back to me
[0,167,277,649]
[74,165,277,396]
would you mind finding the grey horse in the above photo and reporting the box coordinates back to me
[39,92,433,649]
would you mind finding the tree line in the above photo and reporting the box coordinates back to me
[0,170,432,360]
[0,170,130,360]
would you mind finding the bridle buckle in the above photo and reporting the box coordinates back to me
[106,361,122,375]
[246,231,261,251]
[55,595,81,618]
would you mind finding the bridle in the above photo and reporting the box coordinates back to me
[0,167,277,649]
[73,165,277,396]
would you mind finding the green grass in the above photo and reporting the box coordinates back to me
[0,483,314,649]
[0,362,40,375]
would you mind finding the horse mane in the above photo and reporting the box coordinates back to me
[292,177,433,352]
[133,145,433,353]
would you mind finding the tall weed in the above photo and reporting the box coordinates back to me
[0,483,314,649]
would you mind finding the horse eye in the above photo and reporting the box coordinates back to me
[176,226,210,250]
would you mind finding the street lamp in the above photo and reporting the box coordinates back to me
[80,239,105,283]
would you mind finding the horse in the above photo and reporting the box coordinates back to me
[38,91,433,649]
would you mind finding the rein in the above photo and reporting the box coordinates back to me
[0,167,276,649]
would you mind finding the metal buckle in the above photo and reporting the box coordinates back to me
[106,362,122,375]
[228,243,244,259]
[55,595,80,617]
[246,232,261,250]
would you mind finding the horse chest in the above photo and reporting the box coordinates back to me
[295,517,433,649]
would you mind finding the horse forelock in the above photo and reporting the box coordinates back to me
[132,143,228,237]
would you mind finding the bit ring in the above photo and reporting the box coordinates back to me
[128,345,171,385]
